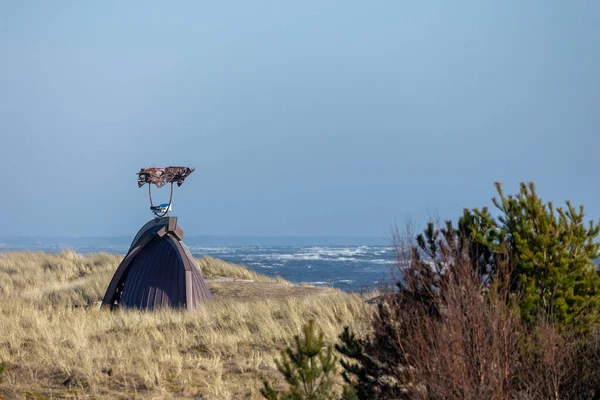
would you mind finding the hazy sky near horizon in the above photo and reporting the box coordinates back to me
[1,1,599,238]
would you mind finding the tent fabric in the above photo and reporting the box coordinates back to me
[101,216,212,310]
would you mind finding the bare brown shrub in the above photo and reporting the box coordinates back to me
[390,234,518,399]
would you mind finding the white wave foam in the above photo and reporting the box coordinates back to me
[300,246,370,258]
[249,247,369,262]
[370,259,397,265]
[188,246,232,254]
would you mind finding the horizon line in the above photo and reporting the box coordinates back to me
[0,234,390,239]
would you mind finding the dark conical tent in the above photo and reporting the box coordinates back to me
[102,166,212,311]
[102,216,212,310]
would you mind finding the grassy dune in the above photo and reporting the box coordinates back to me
[0,251,372,399]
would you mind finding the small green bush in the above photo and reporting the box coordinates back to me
[262,320,338,400]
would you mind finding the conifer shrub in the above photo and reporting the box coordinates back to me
[261,320,338,400]
[428,182,600,327]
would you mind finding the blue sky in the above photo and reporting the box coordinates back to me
[1,1,599,237]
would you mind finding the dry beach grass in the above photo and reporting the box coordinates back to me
[0,251,372,399]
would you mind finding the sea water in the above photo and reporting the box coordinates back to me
[187,245,398,291]
[0,239,398,291]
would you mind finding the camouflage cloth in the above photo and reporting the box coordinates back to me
[137,166,194,188]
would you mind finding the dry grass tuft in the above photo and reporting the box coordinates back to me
[0,251,371,399]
